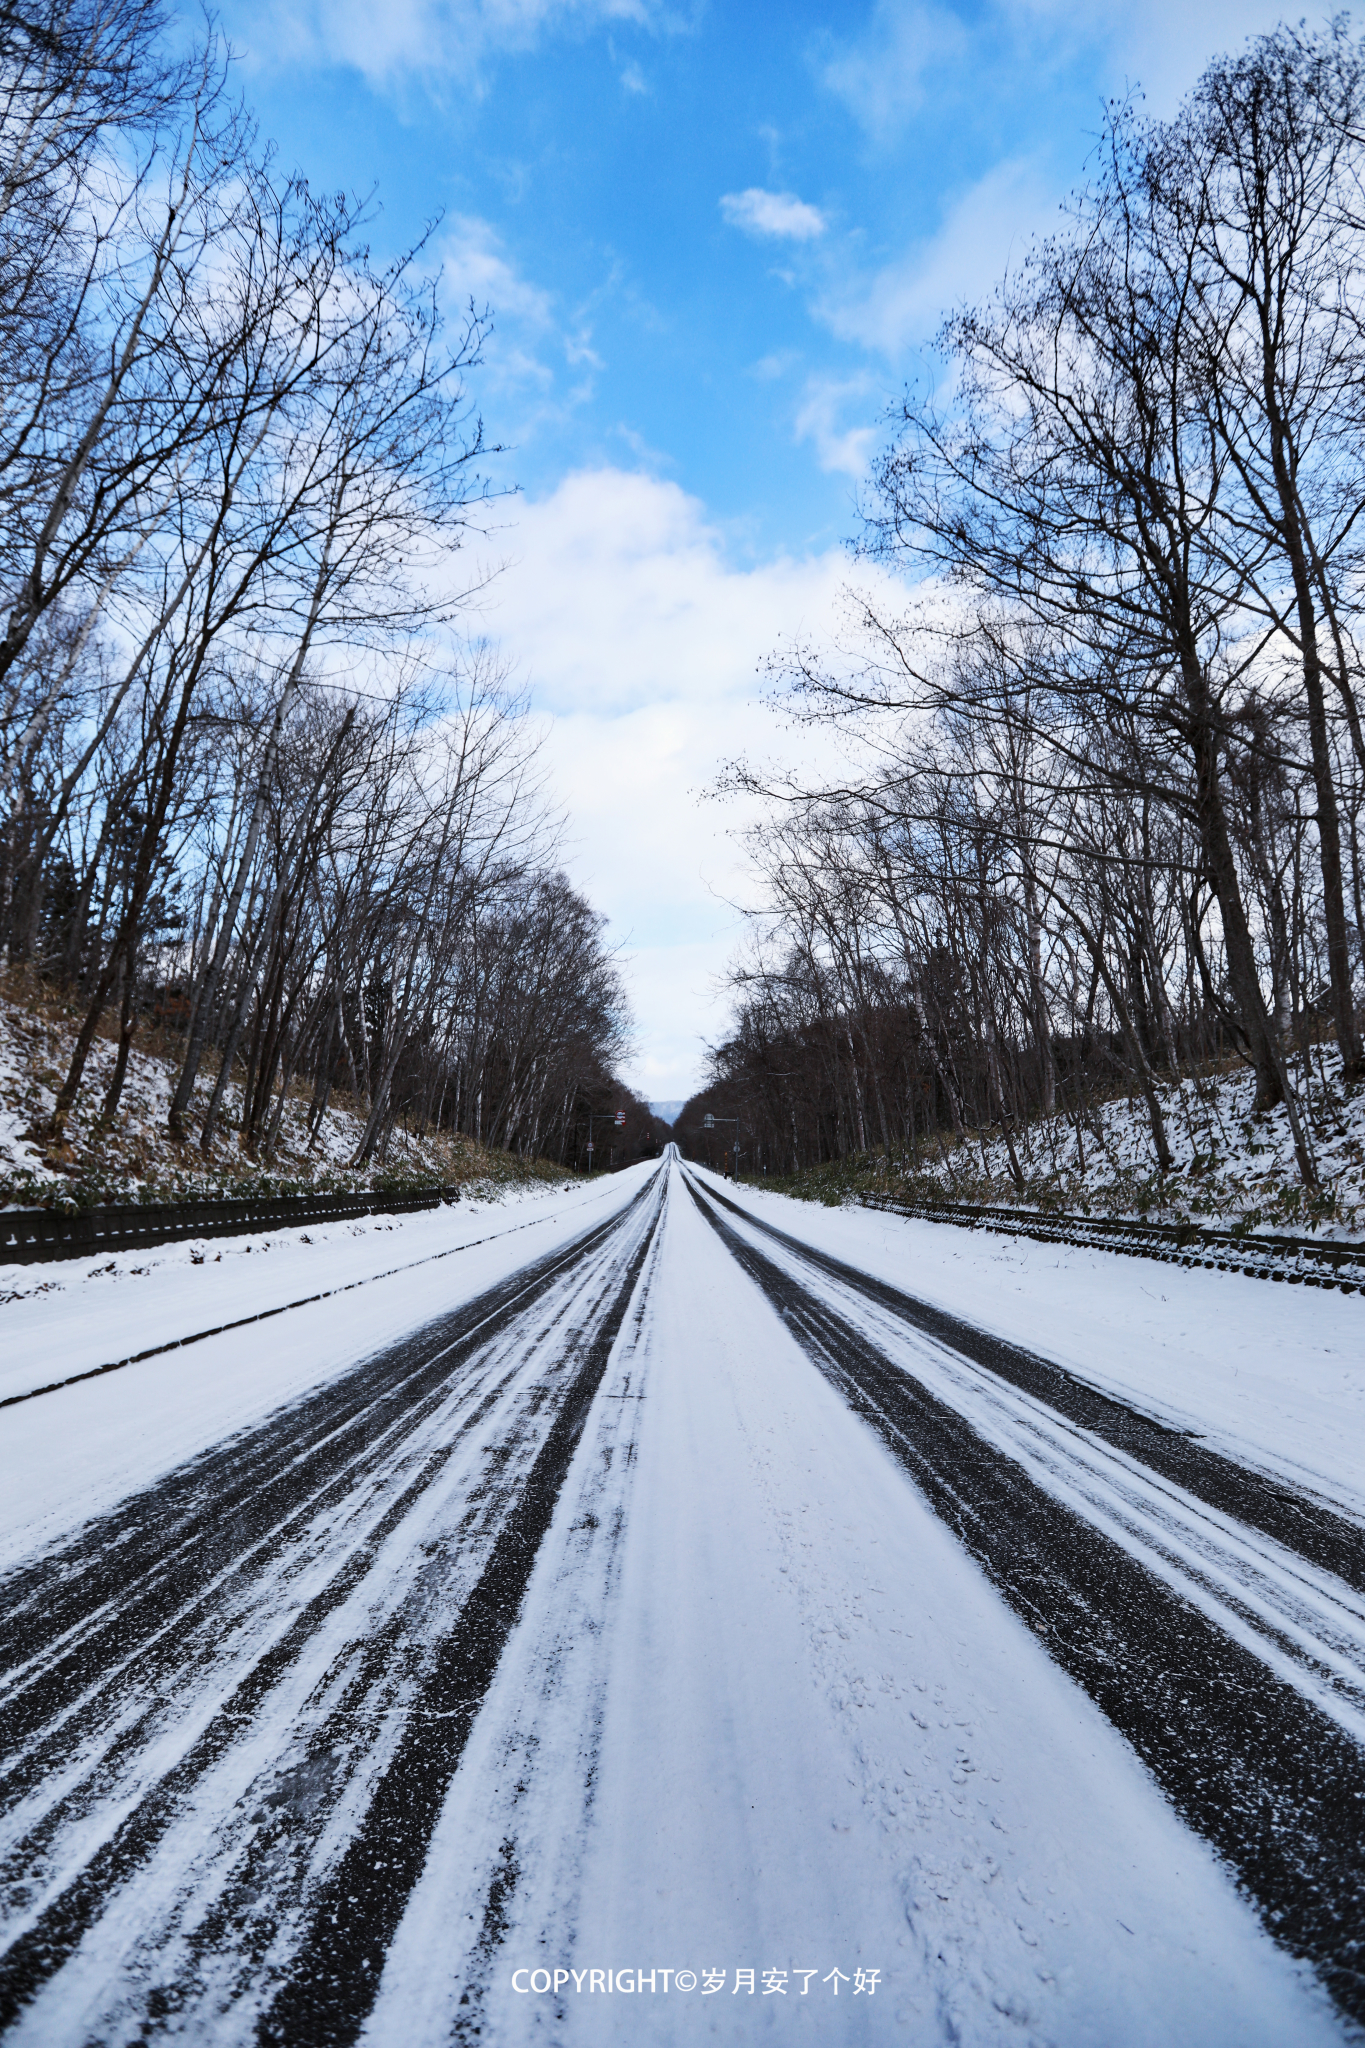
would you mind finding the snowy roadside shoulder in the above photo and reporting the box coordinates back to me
[0,1168,646,1408]
[702,1167,1365,1523]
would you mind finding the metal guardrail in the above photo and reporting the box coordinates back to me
[855,1193,1365,1294]
[0,1184,462,1265]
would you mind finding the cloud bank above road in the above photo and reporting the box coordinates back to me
[475,466,900,1101]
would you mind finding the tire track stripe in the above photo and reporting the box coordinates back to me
[685,1178,1365,2027]
[695,1176,1365,1593]
[255,1192,666,2048]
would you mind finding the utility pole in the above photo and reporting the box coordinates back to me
[583,1107,626,1172]
[702,1111,741,1179]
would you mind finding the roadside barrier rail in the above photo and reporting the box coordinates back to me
[0,1185,462,1265]
[855,1192,1365,1295]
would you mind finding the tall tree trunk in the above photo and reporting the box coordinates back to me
[1267,433,1363,1083]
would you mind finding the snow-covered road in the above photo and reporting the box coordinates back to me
[1,1154,1360,2045]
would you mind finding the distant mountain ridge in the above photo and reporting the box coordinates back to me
[649,1100,684,1126]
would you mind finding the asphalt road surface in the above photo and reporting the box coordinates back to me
[1,1155,1360,2046]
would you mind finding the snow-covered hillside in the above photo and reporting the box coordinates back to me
[0,983,569,1207]
[769,1061,1365,1239]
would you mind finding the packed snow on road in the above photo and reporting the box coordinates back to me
[2,1150,1362,2045]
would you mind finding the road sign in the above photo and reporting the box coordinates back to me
[703,1113,714,1128]
[614,1110,625,1127]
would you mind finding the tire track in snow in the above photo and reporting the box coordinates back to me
[255,1189,665,2048]
[0,1177,664,2043]
[0,1188,653,1752]
[369,1187,669,2048]
[683,1175,1365,2027]
[698,1183,1365,1734]
[698,1177,1365,1592]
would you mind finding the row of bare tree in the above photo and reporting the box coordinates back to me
[0,0,632,1169]
[709,22,1365,1193]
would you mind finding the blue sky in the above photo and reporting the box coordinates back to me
[224,0,1302,1101]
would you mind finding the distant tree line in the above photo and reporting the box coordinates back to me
[0,0,633,1168]
[709,22,1365,1194]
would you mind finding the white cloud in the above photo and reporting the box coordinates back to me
[439,214,555,329]
[793,372,880,479]
[1143,2,1322,108]
[239,0,659,91]
[431,215,609,451]
[564,328,605,369]
[819,0,967,143]
[812,7,1301,370]
[820,0,1303,148]
[720,188,828,242]
[817,157,1055,358]
[813,4,1299,361]
[998,0,1310,111]
[470,468,903,1096]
